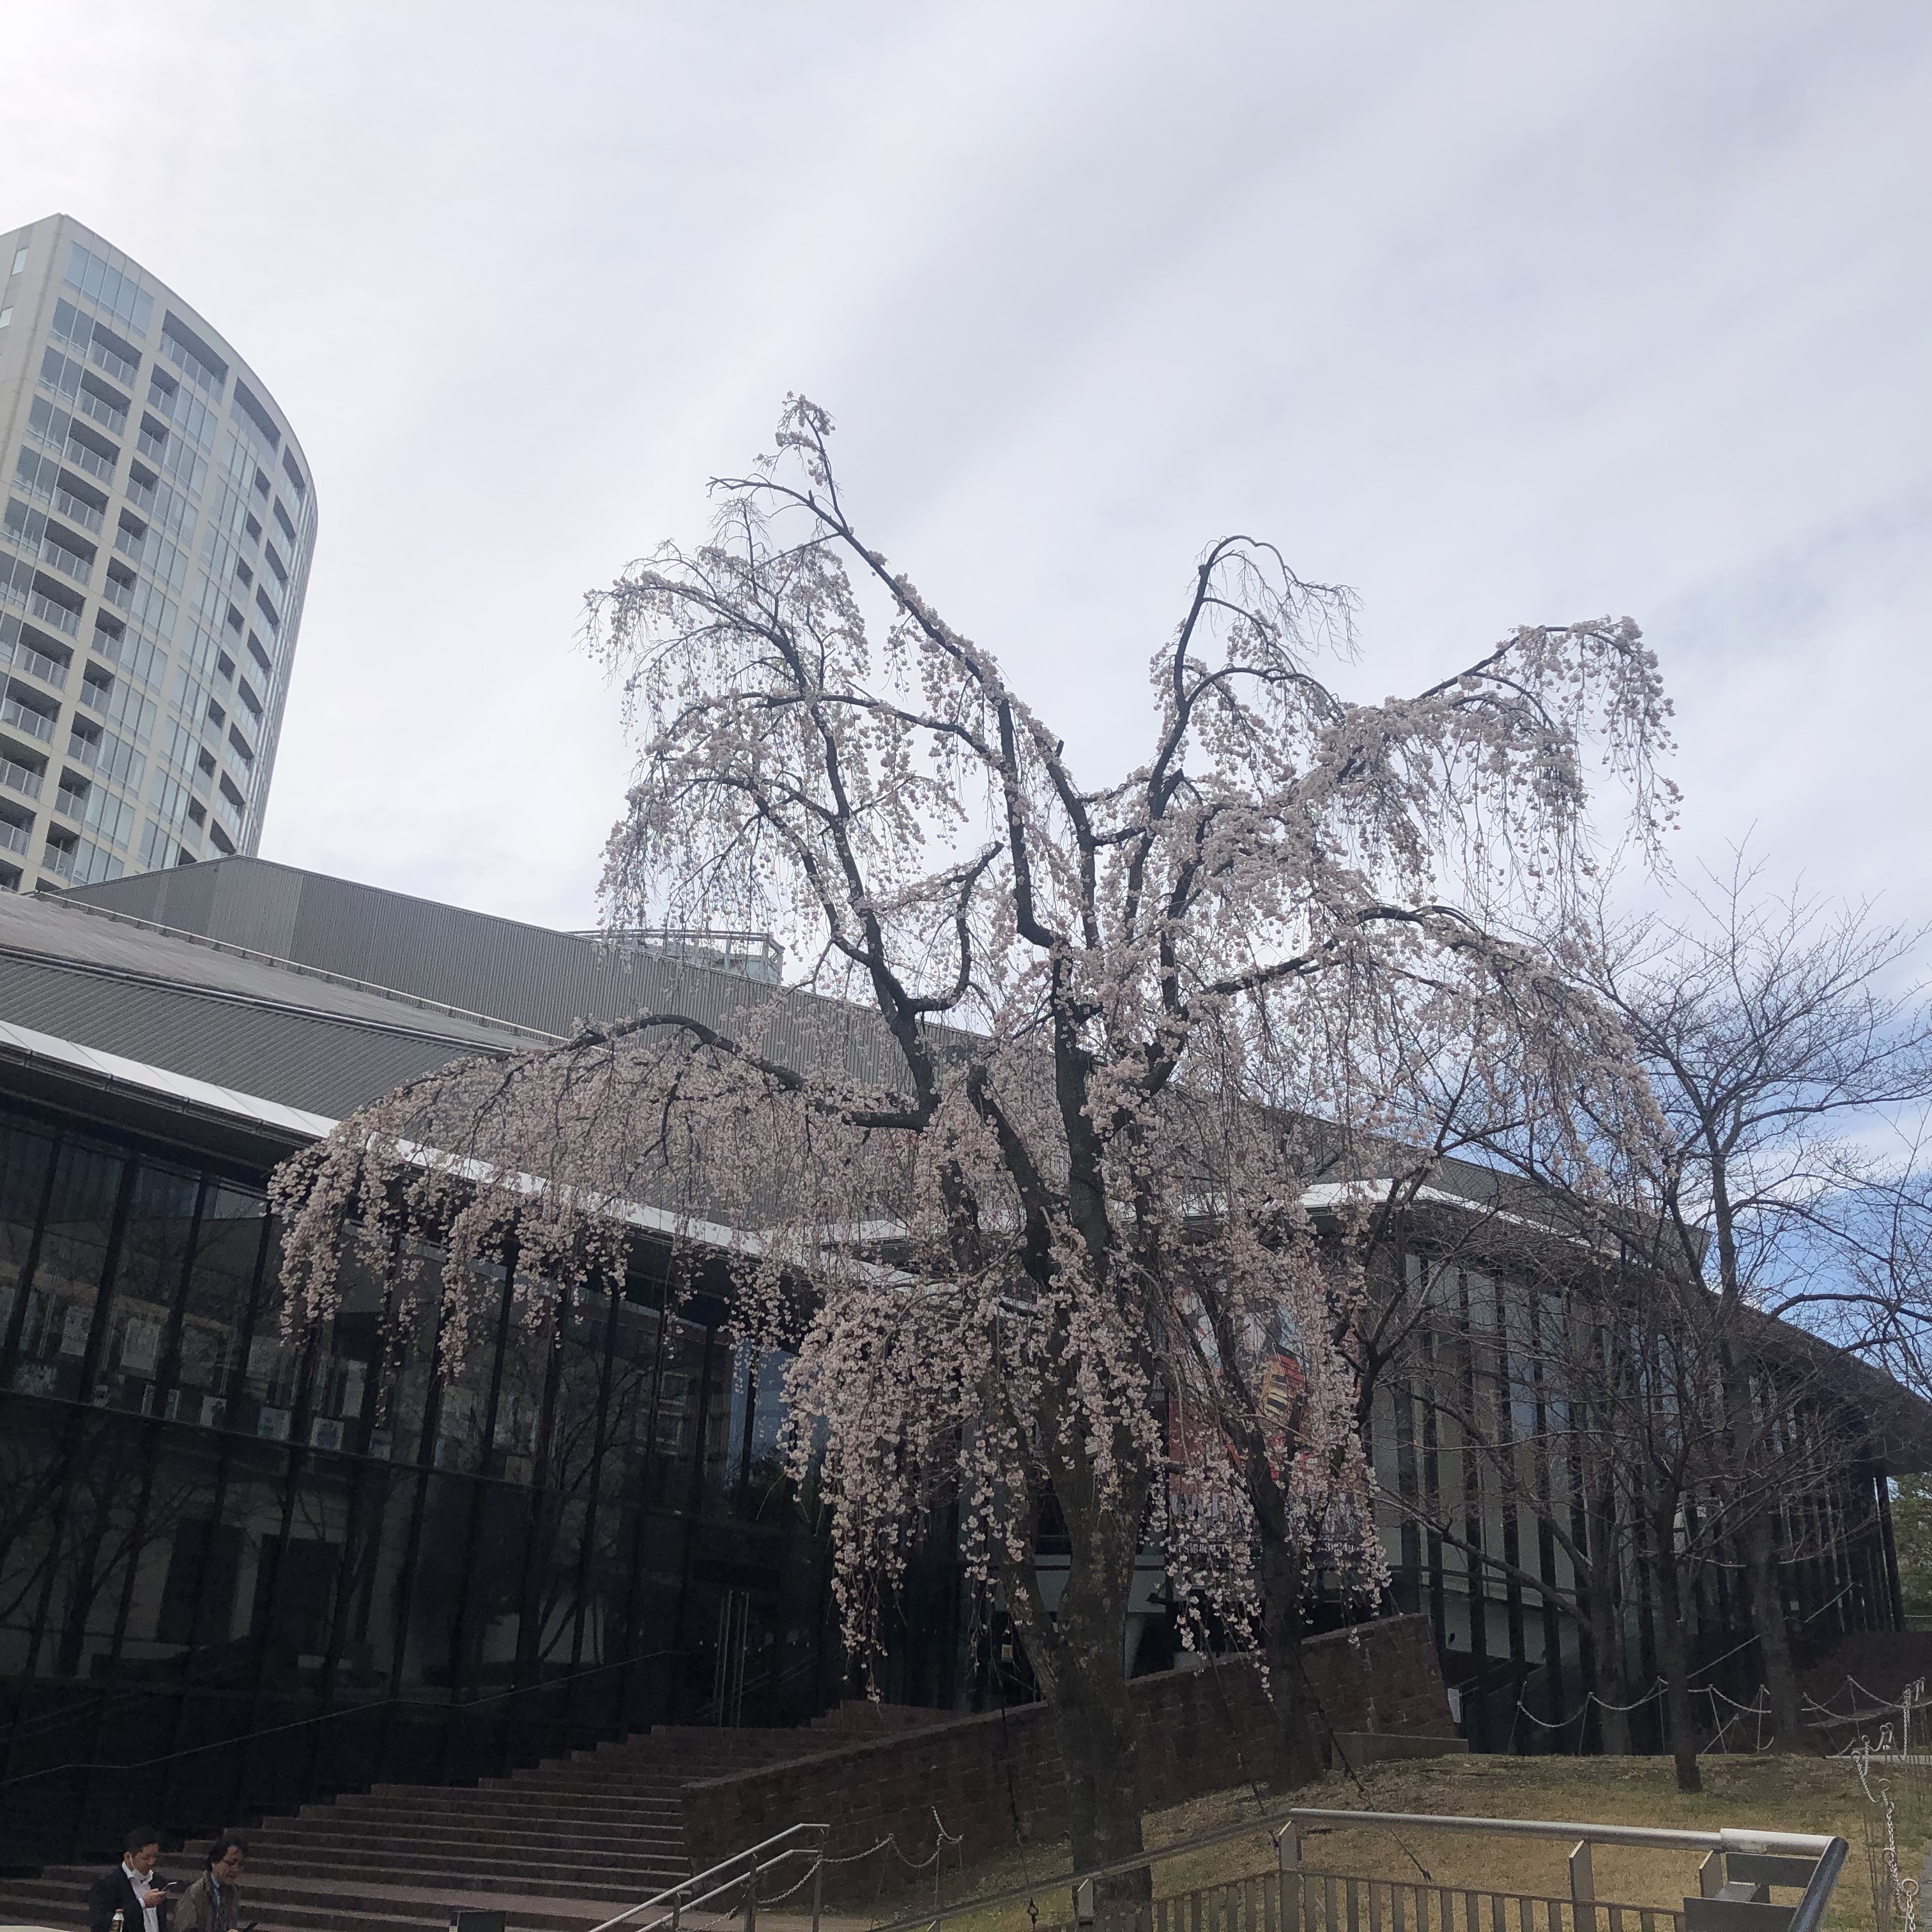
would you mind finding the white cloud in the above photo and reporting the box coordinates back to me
[2,0,1924,929]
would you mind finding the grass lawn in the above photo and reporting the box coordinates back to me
[866,1755,1917,1932]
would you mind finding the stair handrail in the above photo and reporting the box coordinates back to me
[584,1821,831,1932]
[861,1806,1848,1932]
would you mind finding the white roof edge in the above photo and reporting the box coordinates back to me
[0,1016,339,1142]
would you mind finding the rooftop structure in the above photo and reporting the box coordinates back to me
[0,215,316,892]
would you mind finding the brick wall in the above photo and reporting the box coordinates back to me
[683,1614,1450,1884]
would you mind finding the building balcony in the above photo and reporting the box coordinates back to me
[0,758,45,802]
[1,698,54,746]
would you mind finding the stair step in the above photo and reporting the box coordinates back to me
[202,1821,684,1855]
[2,1714,864,1932]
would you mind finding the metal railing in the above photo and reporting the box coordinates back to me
[2,695,55,743]
[0,755,46,800]
[864,1807,1847,1932]
[584,1823,830,1932]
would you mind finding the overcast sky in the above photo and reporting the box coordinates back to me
[4,1,1928,934]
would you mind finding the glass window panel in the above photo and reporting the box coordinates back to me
[367,1238,442,1465]
[404,1471,479,1690]
[35,1409,153,1680]
[492,1273,556,1486]
[114,1422,226,1669]
[171,1181,267,1433]
[431,1261,509,1475]
[212,1438,293,1659]
[0,1392,63,1677]
[9,1138,125,1401]
[340,1462,420,1682]
[0,1116,57,1346]
[101,1160,198,1416]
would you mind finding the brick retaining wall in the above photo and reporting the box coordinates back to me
[682,1613,1449,1880]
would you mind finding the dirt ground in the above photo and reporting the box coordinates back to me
[871,1753,1913,1932]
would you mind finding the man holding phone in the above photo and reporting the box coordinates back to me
[86,1826,171,1932]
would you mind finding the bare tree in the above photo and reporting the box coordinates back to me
[272,399,1671,1892]
[1579,862,1932,1752]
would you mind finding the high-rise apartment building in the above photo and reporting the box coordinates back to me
[0,213,314,891]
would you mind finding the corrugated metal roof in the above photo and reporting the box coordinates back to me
[0,1015,337,1141]
[63,857,926,1089]
[0,888,538,1117]
[0,890,551,1043]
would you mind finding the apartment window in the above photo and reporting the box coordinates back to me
[13,448,59,506]
[83,783,137,850]
[54,474,107,535]
[0,310,12,331]
[9,248,25,275]
[0,802,31,861]
[159,312,227,398]
[146,367,217,450]
[68,713,146,794]
[231,381,279,455]
[55,300,142,386]
[3,678,59,745]
[263,541,289,589]
[139,819,175,870]
[82,663,158,745]
[26,399,119,487]
[3,500,96,586]
[1,614,72,689]
[227,724,252,768]
[91,618,162,693]
[236,677,263,723]
[65,241,153,337]
[0,551,34,611]
[272,499,298,548]
[246,633,273,679]
[40,349,132,438]
[0,739,45,801]
[280,447,305,502]
[70,834,125,885]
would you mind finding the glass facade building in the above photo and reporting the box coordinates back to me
[0,1087,847,1867]
[0,215,315,892]
[0,854,1921,1868]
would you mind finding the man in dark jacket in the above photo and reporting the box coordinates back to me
[86,1825,170,1932]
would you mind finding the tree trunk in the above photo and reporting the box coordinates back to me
[1030,1476,1149,1931]
[1582,1473,1633,1756]
[1585,1570,1633,1756]
[1653,1552,1703,1793]
[1743,1511,1805,1749]
[1257,1533,1325,1790]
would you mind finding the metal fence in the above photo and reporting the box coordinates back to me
[863,1807,1846,1932]
[1050,1868,1683,1932]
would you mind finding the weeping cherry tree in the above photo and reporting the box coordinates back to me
[272,399,1673,1893]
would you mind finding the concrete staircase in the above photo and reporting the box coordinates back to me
[0,1724,834,1932]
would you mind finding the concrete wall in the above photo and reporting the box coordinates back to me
[683,1614,1451,1881]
